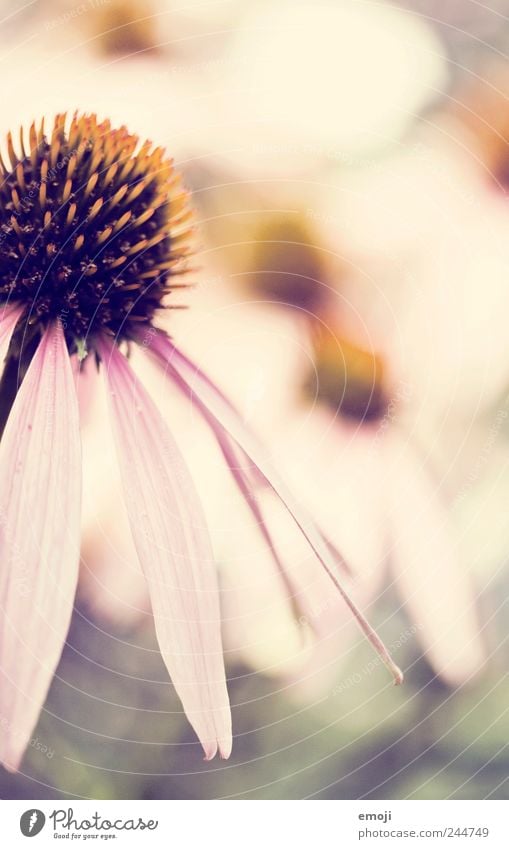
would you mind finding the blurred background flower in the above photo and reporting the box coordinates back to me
[0,0,508,801]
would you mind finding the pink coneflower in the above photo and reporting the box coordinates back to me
[0,113,402,771]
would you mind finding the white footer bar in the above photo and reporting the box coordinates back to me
[1,799,506,848]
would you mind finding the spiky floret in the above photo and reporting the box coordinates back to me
[0,112,193,353]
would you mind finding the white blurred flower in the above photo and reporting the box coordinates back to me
[319,129,509,415]
[203,0,447,177]
[262,323,488,691]
[316,121,509,585]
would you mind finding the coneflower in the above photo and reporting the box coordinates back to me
[289,323,486,688]
[0,113,402,771]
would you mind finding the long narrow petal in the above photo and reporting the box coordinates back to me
[211,423,353,634]
[0,322,81,771]
[386,432,486,685]
[203,414,306,622]
[97,337,231,759]
[143,331,403,685]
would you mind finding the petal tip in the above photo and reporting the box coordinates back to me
[219,737,233,760]
[393,666,404,686]
[202,734,232,761]
[202,741,218,762]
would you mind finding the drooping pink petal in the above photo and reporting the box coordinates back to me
[79,364,151,628]
[385,431,486,685]
[201,411,306,625]
[211,405,354,580]
[0,322,81,771]
[208,417,350,676]
[97,336,231,759]
[211,422,353,637]
[0,305,23,369]
[268,407,390,698]
[143,331,403,686]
